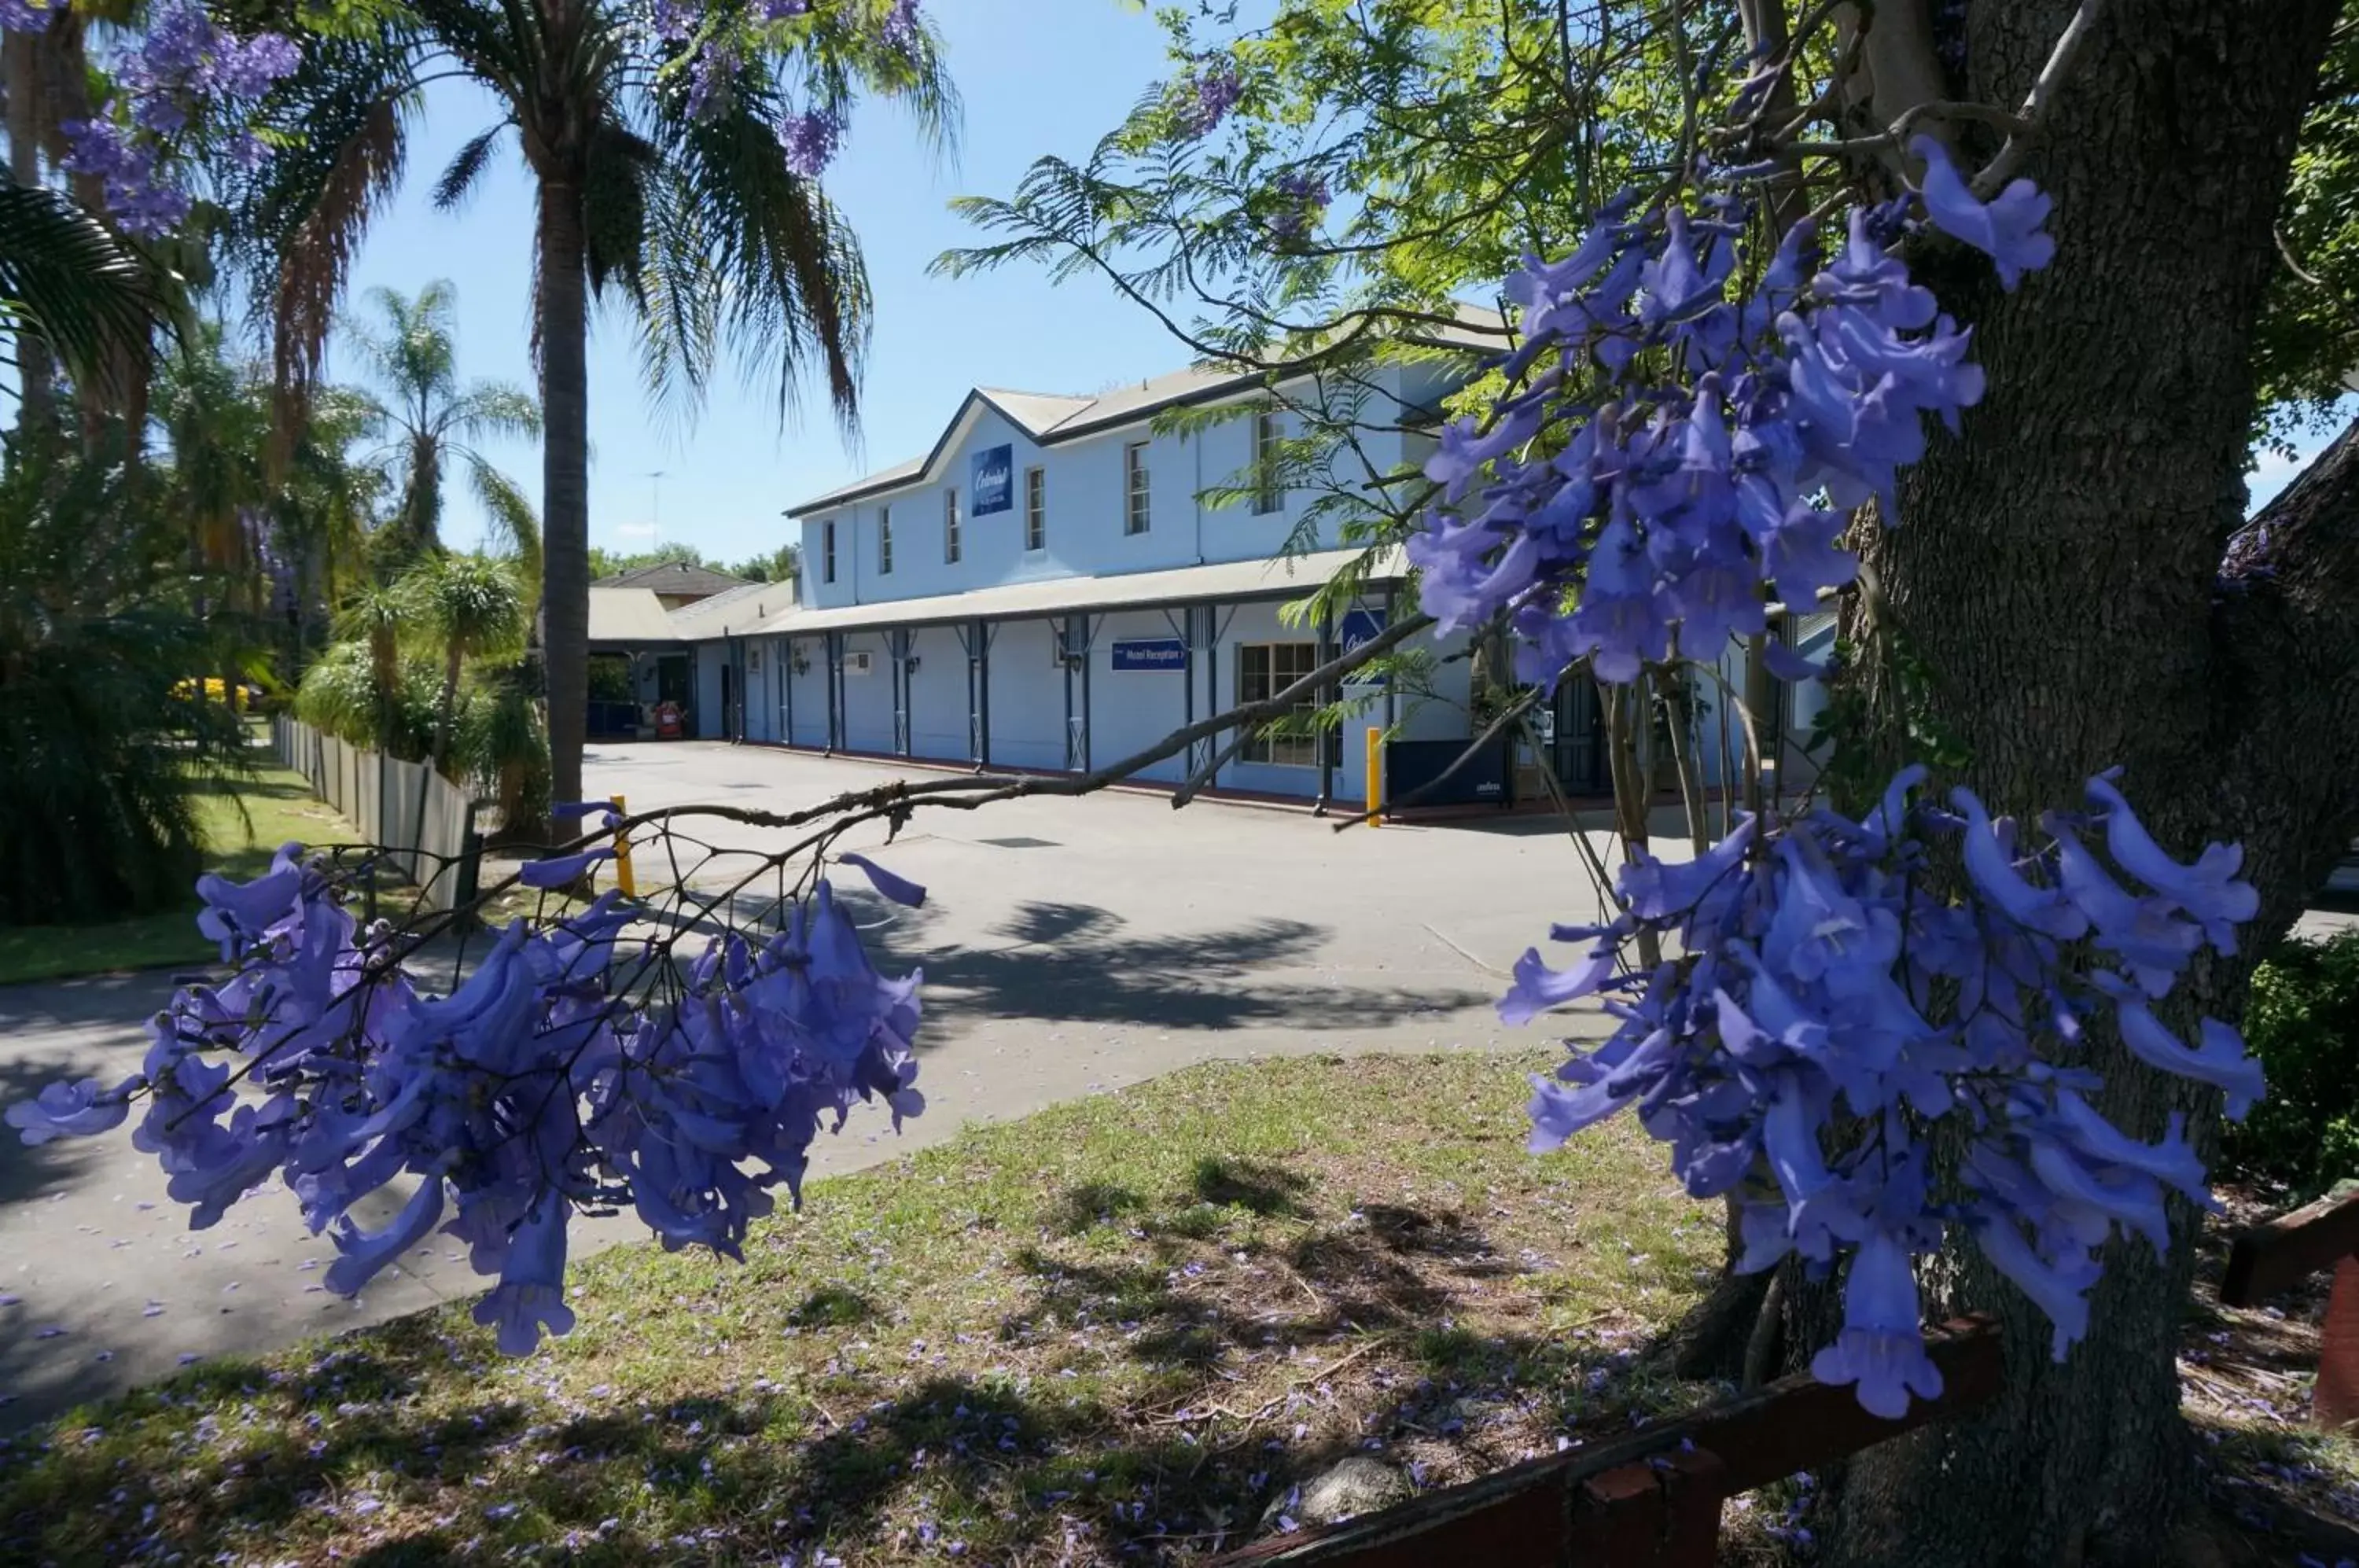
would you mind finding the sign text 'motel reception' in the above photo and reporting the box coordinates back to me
[1110,638,1187,672]
[972,444,1014,517]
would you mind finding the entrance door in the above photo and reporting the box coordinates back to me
[1552,675,1609,795]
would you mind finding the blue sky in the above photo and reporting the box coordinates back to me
[336,0,1190,564]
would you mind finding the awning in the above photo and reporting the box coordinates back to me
[746,547,1404,639]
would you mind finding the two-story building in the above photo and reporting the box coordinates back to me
[702,316,1507,808]
[683,311,1825,812]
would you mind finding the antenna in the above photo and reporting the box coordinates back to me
[644,469,667,547]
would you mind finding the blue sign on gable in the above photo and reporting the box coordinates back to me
[1110,638,1187,672]
[971,444,1014,517]
[1339,608,1387,684]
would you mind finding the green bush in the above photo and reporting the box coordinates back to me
[2223,928,2359,1198]
[0,454,251,925]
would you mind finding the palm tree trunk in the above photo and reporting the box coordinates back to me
[537,179,591,828]
[432,642,462,778]
[371,623,398,755]
[5,31,56,442]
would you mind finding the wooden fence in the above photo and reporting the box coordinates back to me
[270,716,476,913]
[1209,1318,2004,1567]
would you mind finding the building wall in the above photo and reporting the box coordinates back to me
[743,639,779,744]
[1085,609,1194,785]
[693,642,726,741]
[793,365,1430,614]
[985,617,1065,771]
[785,636,830,748]
[838,628,897,754]
[907,624,970,762]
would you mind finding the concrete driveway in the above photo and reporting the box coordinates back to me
[0,742,1631,1433]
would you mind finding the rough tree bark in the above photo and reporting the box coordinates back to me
[535,179,590,828]
[1809,2,2359,1563]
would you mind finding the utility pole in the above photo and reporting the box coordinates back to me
[644,469,667,548]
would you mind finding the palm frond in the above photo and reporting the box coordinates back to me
[0,175,170,399]
[433,123,511,211]
[466,453,542,605]
[650,68,870,432]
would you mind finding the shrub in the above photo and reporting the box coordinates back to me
[2223,928,2359,1198]
[0,455,249,924]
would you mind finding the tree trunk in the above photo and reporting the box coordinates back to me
[537,180,591,829]
[5,31,55,442]
[371,623,398,756]
[1812,2,2349,1563]
[431,642,462,779]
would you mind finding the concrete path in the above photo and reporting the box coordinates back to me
[0,743,1632,1433]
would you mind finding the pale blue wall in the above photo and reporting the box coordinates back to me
[1087,609,1194,784]
[985,617,1065,771]
[785,636,829,748]
[907,624,969,761]
[837,628,896,754]
[793,364,1433,610]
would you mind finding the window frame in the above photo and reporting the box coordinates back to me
[1252,410,1284,516]
[878,506,893,576]
[1024,466,1047,551]
[1124,441,1150,536]
[1234,640,1322,767]
[822,520,837,584]
[944,487,962,564]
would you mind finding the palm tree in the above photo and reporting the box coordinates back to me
[0,176,171,432]
[343,280,540,565]
[404,551,528,775]
[237,2,955,819]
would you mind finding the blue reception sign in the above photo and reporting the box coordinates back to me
[1110,638,1187,672]
[971,444,1014,516]
[1339,607,1387,684]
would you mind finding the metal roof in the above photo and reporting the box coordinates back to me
[587,587,685,644]
[591,561,749,597]
[663,580,797,639]
[743,547,1405,640]
[786,306,1509,518]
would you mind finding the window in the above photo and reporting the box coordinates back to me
[1024,466,1046,551]
[1124,442,1150,535]
[878,506,893,575]
[944,488,962,563]
[822,521,837,583]
[1252,410,1283,515]
[1236,642,1320,767]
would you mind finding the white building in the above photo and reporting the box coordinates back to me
[650,315,1827,813]
[703,322,1514,808]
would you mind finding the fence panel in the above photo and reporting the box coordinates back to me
[261,717,475,914]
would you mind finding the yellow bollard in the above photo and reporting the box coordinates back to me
[1364,727,1383,828]
[609,793,637,898]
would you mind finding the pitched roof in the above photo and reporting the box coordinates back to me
[587,587,683,644]
[662,579,798,638]
[786,304,1510,518]
[591,561,749,598]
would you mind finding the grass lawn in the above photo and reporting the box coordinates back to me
[0,761,362,986]
[0,1052,1735,1566]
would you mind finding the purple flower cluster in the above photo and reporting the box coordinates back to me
[7,845,929,1357]
[881,0,922,53]
[782,108,844,177]
[1176,57,1242,139]
[13,0,299,237]
[1269,169,1330,242]
[1508,766,2262,1415]
[1408,139,2051,687]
